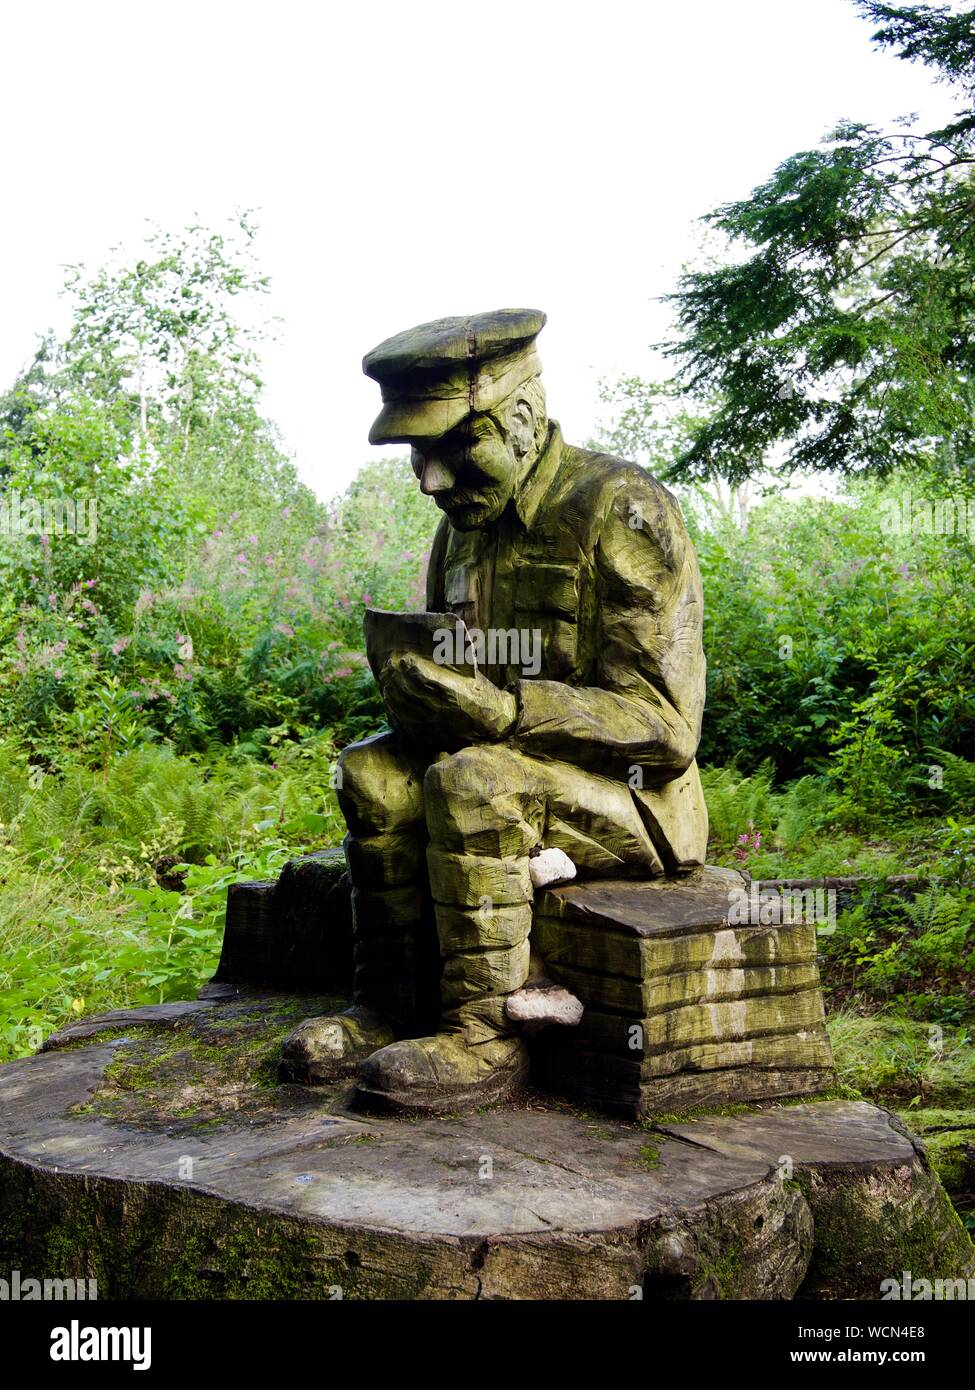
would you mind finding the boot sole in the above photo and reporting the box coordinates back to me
[353,1057,531,1117]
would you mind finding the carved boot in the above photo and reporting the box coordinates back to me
[354,899,532,1113]
[279,1005,396,1083]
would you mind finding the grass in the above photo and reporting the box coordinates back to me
[827,1010,975,1109]
[0,734,346,1061]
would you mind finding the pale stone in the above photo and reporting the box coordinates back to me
[506,984,584,1027]
[529,847,577,889]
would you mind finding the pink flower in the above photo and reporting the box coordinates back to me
[53,667,64,680]
[48,594,57,610]
[362,592,372,605]
[236,553,247,564]
[334,666,353,678]
[248,534,258,545]
[111,637,131,656]
[40,534,50,548]
[275,623,294,637]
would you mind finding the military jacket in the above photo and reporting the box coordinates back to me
[425,421,709,870]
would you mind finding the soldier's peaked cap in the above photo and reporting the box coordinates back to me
[363,308,546,445]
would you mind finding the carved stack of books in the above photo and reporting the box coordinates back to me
[530,865,834,1117]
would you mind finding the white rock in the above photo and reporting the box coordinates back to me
[529,847,577,889]
[505,985,584,1028]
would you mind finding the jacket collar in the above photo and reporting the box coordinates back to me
[513,420,563,529]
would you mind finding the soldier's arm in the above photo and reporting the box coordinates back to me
[509,470,705,777]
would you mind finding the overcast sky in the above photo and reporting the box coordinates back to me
[1,0,958,499]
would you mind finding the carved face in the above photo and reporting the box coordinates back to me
[409,397,538,531]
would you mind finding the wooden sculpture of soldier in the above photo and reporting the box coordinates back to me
[288,308,709,1114]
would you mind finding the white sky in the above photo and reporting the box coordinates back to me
[1,0,958,500]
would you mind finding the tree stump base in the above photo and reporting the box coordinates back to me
[0,995,971,1300]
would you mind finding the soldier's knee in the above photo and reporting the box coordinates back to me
[424,745,535,820]
[424,745,504,804]
[338,732,426,836]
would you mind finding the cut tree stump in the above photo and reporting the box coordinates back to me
[0,996,970,1300]
[208,847,353,995]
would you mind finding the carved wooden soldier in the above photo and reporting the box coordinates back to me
[290,309,708,1113]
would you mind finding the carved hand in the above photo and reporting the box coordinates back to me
[379,651,517,745]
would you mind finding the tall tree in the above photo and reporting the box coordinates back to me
[662,1,975,486]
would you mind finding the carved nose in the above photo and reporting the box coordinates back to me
[420,459,455,496]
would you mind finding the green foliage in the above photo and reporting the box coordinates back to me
[0,735,346,1060]
[0,221,443,762]
[828,1010,975,1106]
[658,1,975,484]
[676,480,975,816]
[818,820,975,1023]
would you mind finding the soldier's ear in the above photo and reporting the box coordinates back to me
[507,396,536,460]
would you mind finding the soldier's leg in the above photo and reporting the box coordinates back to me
[338,731,440,1034]
[281,731,437,1082]
[356,744,543,1110]
[355,745,663,1110]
